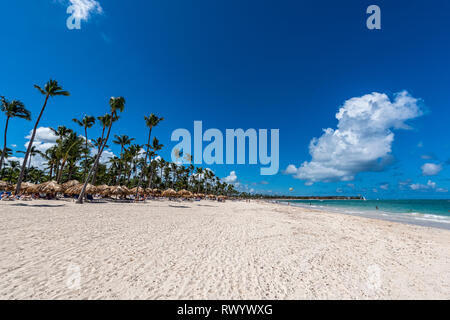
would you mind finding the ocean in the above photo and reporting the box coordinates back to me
[282,199,450,230]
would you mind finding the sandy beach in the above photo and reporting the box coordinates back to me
[0,199,449,299]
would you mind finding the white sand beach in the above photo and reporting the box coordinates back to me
[0,199,449,299]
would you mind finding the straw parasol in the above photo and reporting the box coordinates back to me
[121,186,132,195]
[20,182,36,194]
[65,183,97,195]
[0,181,13,192]
[62,180,80,191]
[35,181,62,194]
[109,186,129,197]
[130,186,145,195]
[162,188,177,198]
[178,189,193,198]
[95,185,111,196]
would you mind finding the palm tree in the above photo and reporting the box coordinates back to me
[91,114,111,185]
[113,134,135,185]
[72,115,95,179]
[134,114,164,199]
[195,167,204,193]
[15,80,69,194]
[0,96,31,173]
[146,137,163,189]
[54,132,84,183]
[77,97,125,203]
[126,144,142,185]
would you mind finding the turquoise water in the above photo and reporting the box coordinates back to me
[283,199,450,229]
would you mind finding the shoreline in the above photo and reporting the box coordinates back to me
[1,199,449,299]
[272,200,450,231]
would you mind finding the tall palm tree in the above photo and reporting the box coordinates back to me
[0,96,31,173]
[195,167,204,193]
[15,80,69,194]
[91,114,111,185]
[72,115,95,179]
[146,137,163,190]
[54,132,84,183]
[112,134,134,185]
[135,114,164,199]
[77,97,125,203]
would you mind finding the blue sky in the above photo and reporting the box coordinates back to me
[1,0,449,198]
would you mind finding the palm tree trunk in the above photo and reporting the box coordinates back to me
[134,128,152,200]
[116,146,124,186]
[68,163,74,181]
[0,116,10,175]
[91,126,106,185]
[148,165,154,189]
[77,120,113,204]
[57,159,67,183]
[49,164,54,180]
[15,94,49,194]
[24,153,32,182]
[84,127,88,180]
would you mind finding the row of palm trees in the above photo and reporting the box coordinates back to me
[1,79,239,202]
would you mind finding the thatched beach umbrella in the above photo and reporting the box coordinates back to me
[178,189,193,198]
[122,186,132,195]
[62,180,80,191]
[130,187,145,195]
[0,181,13,192]
[20,182,36,194]
[95,185,110,196]
[64,185,78,196]
[65,183,97,196]
[162,188,177,198]
[108,186,129,198]
[38,181,63,194]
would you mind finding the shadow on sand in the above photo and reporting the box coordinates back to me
[169,205,191,209]
[9,203,66,208]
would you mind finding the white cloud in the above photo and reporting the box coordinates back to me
[285,91,422,184]
[283,164,298,175]
[17,127,59,169]
[410,180,437,191]
[66,0,103,21]
[90,148,115,165]
[25,127,58,145]
[380,183,389,190]
[223,171,238,184]
[421,163,442,176]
